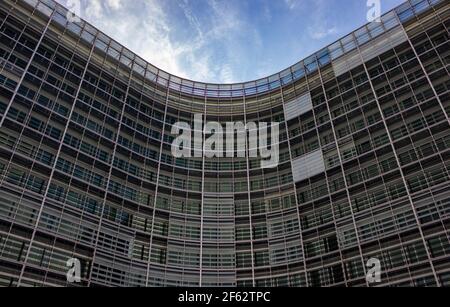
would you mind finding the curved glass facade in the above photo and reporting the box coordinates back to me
[0,0,449,287]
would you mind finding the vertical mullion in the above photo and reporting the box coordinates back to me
[0,2,53,129]
[242,91,256,287]
[278,78,310,287]
[86,57,133,287]
[199,90,207,287]
[351,26,441,286]
[398,14,450,124]
[315,61,370,287]
[17,20,97,286]
[145,77,171,287]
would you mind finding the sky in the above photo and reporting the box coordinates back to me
[55,0,406,83]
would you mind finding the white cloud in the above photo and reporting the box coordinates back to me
[55,0,253,83]
[283,0,340,41]
[263,4,272,23]
[284,0,301,10]
[308,26,338,40]
[177,0,203,39]
[305,0,340,40]
[73,0,190,78]
[83,0,102,19]
[219,64,234,84]
[106,0,122,10]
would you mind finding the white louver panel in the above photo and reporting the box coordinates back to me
[332,49,363,78]
[291,150,325,183]
[360,27,408,61]
[333,26,408,77]
[284,92,313,121]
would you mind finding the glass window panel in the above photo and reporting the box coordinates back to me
[329,42,343,60]
[37,2,53,17]
[342,35,357,52]
[356,27,371,45]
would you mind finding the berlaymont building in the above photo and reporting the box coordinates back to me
[0,0,449,287]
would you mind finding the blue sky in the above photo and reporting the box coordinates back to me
[55,0,406,83]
